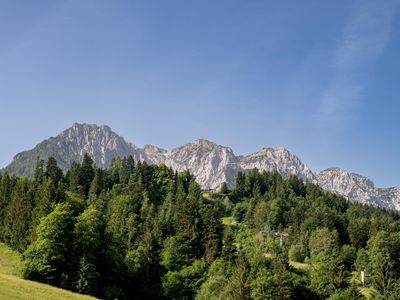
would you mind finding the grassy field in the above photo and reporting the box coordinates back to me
[0,274,97,300]
[289,260,310,271]
[264,252,311,272]
[0,243,22,276]
[222,216,238,226]
[0,243,96,300]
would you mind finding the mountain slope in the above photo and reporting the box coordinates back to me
[239,147,316,183]
[1,123,399,210]
[162,139,241,190]
[0,243,96,300]
[0,274,97,300]
[316,168,400,210]
[2,123,152,177]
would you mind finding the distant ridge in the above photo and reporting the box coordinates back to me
[2,123,399,210]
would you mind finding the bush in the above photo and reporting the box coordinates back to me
[327,284,363,300]
[162,259,208,298]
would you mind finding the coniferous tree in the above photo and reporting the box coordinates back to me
[161,233,193,271]
[120,155,135,184]
[220,182,229,194]
[89,168,105,197]
[2,178,33,251]
[79,153,95,197]
[221,227,237,262]
[34,157,45,185]
[158,191,176,236]
[310,251,349,298]
[0,174,16,240]
[31,178,59,234]
[199,202,223,264]
[45,157,64,185]
[367,231,398,295]
[309,228,348,298]
[178,179,201,244]
[225,256,249,300]
[0,158,397,299]
[69,161,81,193]
[109,156,122,184]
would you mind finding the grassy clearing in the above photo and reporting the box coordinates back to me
[0,243,97,300]
[222,216,238,226]
[289,261,310,271]
[264,253,273,259]
[264,252,310,272]
[0,243,22,277]
[0,274,96,300]
[202,193,212,200]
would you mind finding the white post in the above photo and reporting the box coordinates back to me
[360,271,365,287]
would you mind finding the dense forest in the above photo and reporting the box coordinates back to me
[1,154,400,299]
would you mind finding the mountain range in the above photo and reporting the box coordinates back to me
[2,123,399,210]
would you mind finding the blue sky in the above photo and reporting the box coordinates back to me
[0,0,399,187]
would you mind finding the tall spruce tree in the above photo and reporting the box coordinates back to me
[2,178,33,251]
[45,157,64,185]
[79,153,95,197]
[31,178,58,235]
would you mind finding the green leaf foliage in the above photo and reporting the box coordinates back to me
[1,158,400,299]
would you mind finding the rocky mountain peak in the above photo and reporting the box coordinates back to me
[2,123,399,211]
[163,139,239,190]
[143,144,167,153]
[191,139,225,151]
[52,123,140,167]
[69,122,111,133]
[58,123,119,144]
[262,146,289,153]
[315,168,391,208]
[317,168,375,190]
[195,138,216,145]
[239,147,316,182]
[2,123,147,176]
[143,145,167,164]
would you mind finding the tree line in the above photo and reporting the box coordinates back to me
[0,155,399,299]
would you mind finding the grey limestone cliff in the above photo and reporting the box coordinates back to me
[2,123,399,210]
[316,168,400,210]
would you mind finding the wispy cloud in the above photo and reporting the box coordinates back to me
[318,0,399,127]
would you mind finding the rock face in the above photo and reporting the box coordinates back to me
[316,168,400,210]
[55,123,150,165]
[2,123,152,175]
[162,139,241,190]
[143,145,167,164]
[239,147,316,183]
[2,123,399,210]
[377,188,400,211]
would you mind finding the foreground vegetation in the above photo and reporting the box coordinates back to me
[0,274,97,300]
[1,154,400,299]
[0,243,96,300]
[0,243,21,276]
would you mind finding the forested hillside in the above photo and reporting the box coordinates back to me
[0,154,400,299]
